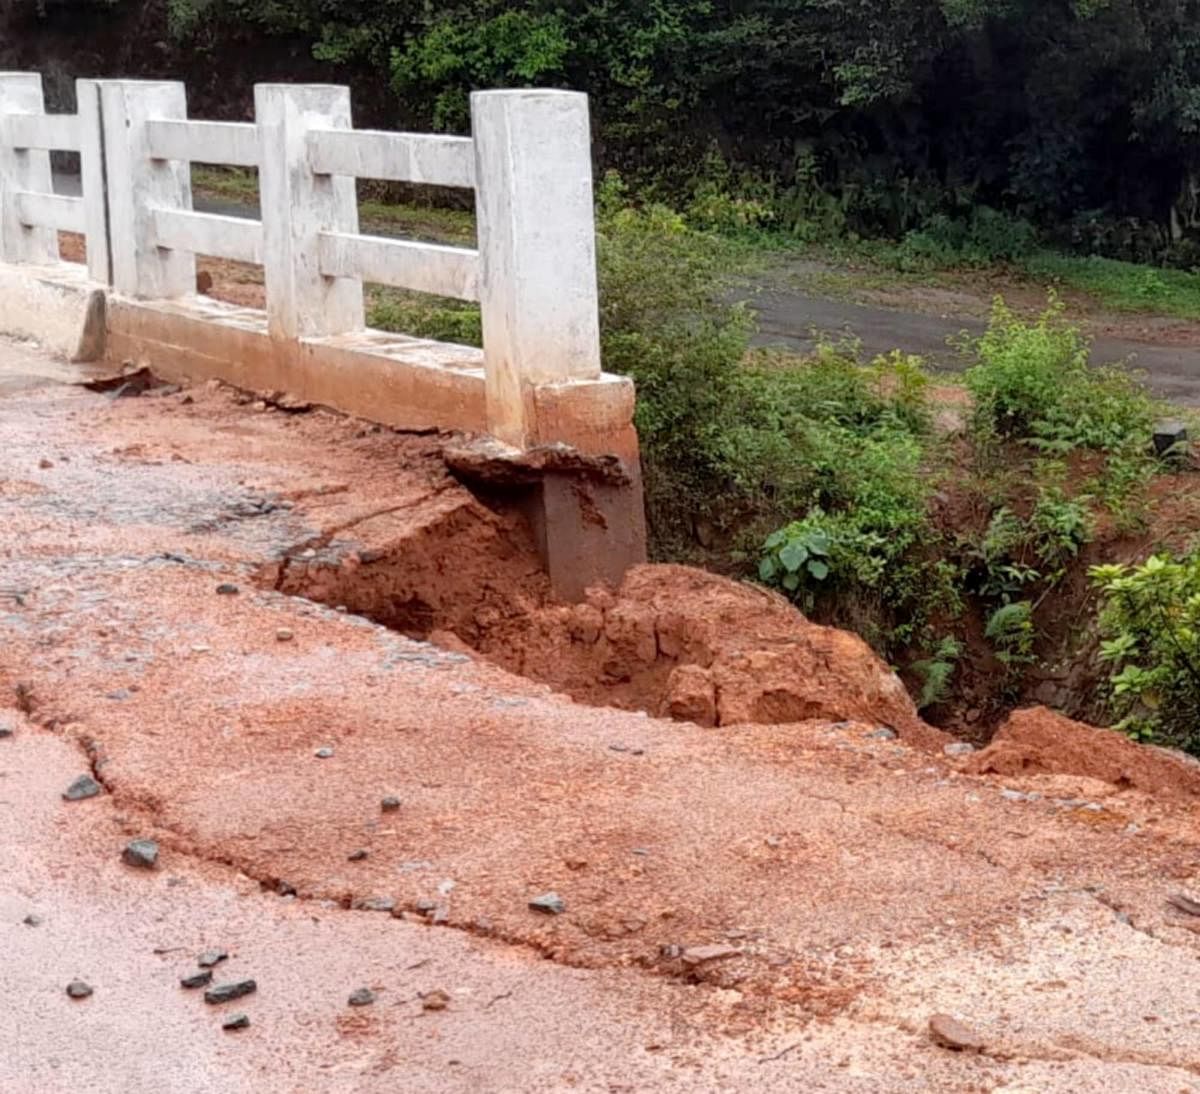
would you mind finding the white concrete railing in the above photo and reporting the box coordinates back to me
[0,74,108,283]
[0,75,603,450]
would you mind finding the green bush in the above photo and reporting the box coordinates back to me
[964,297,1156,453]
[893,207,1039,270]
[1092,555,1200,754]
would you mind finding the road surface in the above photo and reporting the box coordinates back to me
[2,337,1199,1091]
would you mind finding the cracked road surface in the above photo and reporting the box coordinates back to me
[2,337,1200,1091]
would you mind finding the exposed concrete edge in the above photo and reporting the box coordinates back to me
[0,260,107,362]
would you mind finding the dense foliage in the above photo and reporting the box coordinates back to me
[11,0,1200,261]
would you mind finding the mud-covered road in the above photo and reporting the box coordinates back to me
[2,337,1200,1091]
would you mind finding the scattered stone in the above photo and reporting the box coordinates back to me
[66,980,93,999]
[22,914,42,927]
[1168,893,1200,917]
[659,944,682,959]
[943,742,976,757]
[181,970,213,989]
[867,727,898,740]
[314,747,334,759]
[204,979,257,1005]
[222,1013,250,1031]
[1000,788,1029,803]
[380,796,401,813]
[421,989,450,1011]
[764,835,782,849]
[38,458,53,470]
[354,897,395,913]
[929,1013,985,1052]
[275,628,294,642]
[276,881,296,897]
[215,583,239,596]
[681,945,740,966]
[528,892,566,915]
[0,722,12,739]
[1153,419,1189,459]
[62,774,102,801]
[415,899,438,915]
[197,949,229,968]
[347,849,369,862]
[348,987,376,1007]
[121,839,159,869]
[430,904,450,925]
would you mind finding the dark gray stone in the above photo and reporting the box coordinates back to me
[121,839,159,869]
[181,970,213,989]
[222,1012,250,1030]
[348,987,376,1007]
[66,980,93,999]
[347,849,369,862]
[204,979,257,1004]
[197,949,228,968]
[528,892,566,915]
[22,913,42,927]
[1153,419,1189,459]
[380,796,401,813]
[62,774,102,801]
[215,583,240,596]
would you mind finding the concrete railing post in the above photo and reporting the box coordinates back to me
[255,84,364,340]
[98,80,194,298]
[0,73,58,265]
[470,90,602,450]
[75,79,111,285]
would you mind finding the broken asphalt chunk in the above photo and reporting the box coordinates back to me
[528,892,566,915]
[121,839,159,869]
[222,1012,250,1030]
[204,980,257,1005]
[197,949,229,968]
[181,970,213,990]
[62,774,102,801]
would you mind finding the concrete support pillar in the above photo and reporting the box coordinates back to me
[0,73,57,265]
[75,79,111,285]
[98,80,194,298]
[471,90,602,450]
[255,84,364,340]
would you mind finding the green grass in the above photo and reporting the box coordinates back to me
[1018,251,1200,320]
[190,165,475,246]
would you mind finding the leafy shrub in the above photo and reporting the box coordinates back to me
[910,637,963,710]
[1092,555,1200,753]
[893,207,1039,270]
[964,297,1156,453]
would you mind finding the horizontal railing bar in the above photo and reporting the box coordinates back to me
[5,113,81,152]
[306,128,474,189]
[152,208,263,264]
[317,231,480,301]
[14,190,85,233]
[145,119,259,168]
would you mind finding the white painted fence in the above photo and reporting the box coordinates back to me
[0,75,108,283]
[0,73,603,449]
